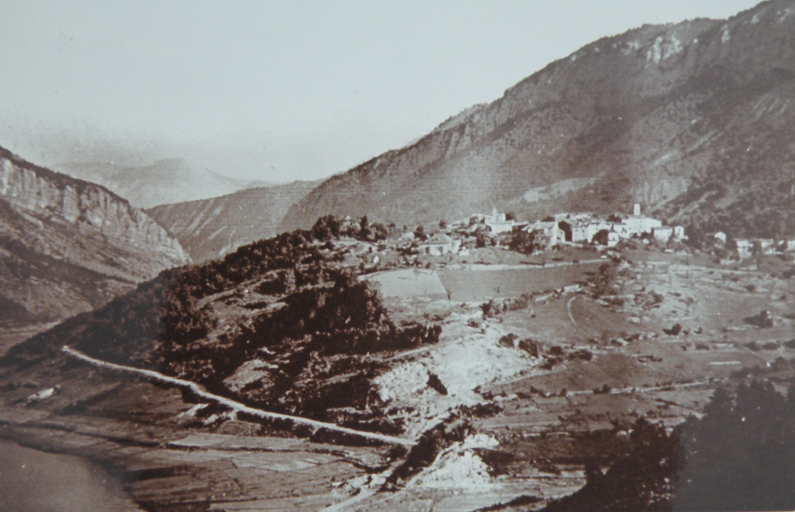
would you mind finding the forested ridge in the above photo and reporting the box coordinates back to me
[2,216,440,428]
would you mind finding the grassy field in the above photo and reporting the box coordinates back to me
[363,268,448,299]
[438,262,600,301]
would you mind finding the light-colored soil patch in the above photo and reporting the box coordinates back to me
[439,264,598,301]
[408,434,499,490]
[363,268,449,299]
[375,310,538,437]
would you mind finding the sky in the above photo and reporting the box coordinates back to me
[0,1,763,183]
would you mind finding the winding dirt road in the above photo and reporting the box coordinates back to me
[62,345,416,447]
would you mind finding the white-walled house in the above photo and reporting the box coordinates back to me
[420,233,461,256]
[622,215,663,235]
[484,208,515,234]
[652,226,674,242]
[523,220,562,247]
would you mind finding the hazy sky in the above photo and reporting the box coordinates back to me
[0,1,762,183]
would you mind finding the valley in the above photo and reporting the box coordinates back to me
[147,180,319,262]
[4,1,795,510]
[3,215,795,511]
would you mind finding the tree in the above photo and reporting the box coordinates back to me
[358,215,372,240]
[475,230,489,248]
[312,215,341,240]
[684,223,707,250]
[592,229,611,246]
[589,261,620,298]
[674,382,795,512]
[509,229,543,254]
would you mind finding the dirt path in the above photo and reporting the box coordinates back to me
[567,378,716,397]
[61,346,416,447]
[466,259,604,271]
[567,296,578,327]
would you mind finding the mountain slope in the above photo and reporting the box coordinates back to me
[146,180,319,262]
[55,159,267,209]
[0,225,443,433]
[0,146,190,328]
[280,0,795,238]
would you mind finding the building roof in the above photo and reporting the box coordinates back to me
[423,233,454,245]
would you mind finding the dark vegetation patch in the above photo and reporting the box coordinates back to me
[384,419,471,488]
[538,381,795,512]
[1,217,442,434]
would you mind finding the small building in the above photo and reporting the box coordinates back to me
[760,239,778,254]
[397,231,416,246]
[735,239,754,258]
[484,208,515,234]
[559,218,611,244]
[622,215,663,235]
[652,226,674,242]
[420,233,461,256]
[654,225,685,242]
[612,222,633,238]
[524,220,561,247]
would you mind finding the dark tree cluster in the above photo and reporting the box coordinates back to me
[312,214,391,242]
[674,381,795,511]
[509,229,544,255]
[153,268,442,421]
[540,381,795,512]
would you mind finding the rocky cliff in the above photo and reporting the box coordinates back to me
[279,0,795,238]
[147,180,318,262]
[0,146,189,327]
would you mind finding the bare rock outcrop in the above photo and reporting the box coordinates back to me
[0,146,189,326]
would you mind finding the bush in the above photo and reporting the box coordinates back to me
[509,229,543,255]
[498,333,518,348]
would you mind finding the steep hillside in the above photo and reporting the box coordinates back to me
[1,222,442,433]
[0,146,189,328]
[147,180,318,262]
[280,0,795,238]
[55,159,267,209]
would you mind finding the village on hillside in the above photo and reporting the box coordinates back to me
[463,205,795,259]
[334,203,795,274]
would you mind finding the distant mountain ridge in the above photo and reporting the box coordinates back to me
[279,0,795,239]
[146,180,320,262]
[0,146,189,326]
[54,158,268,209]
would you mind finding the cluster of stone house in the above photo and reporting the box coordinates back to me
[420,233,462,256]
[407,204,684,256]
[714,231,795,258]
[483,208,515,234]
[519,204,685,248]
